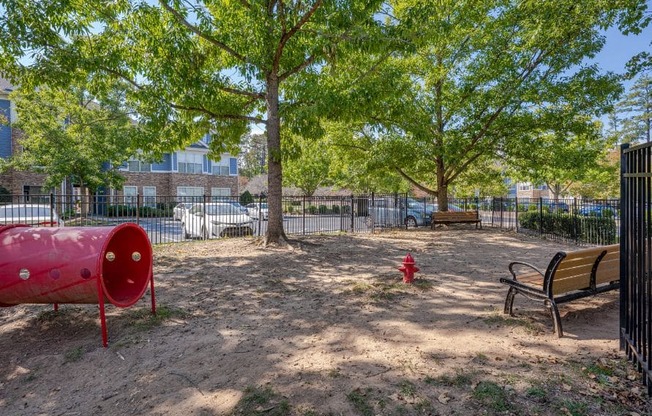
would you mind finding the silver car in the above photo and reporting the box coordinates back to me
[0,204,61,227]
[245,203,269,220]
[173,202,192,221]
[183,203,254,239]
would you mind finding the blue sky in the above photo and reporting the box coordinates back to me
[594,23,651,77]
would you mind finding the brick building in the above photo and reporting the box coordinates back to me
[0,78,239,202]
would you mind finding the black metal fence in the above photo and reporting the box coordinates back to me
[0,192,621,246]
[620,142,652,394]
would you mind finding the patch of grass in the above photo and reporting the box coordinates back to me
[63,346,84,363]
[425,370,474,387]
[398,380,416,397]
[327,368,341,378]
[22,372,37,383]
[424,352,447,364]
[231,386,290,416]
[35,308,81,323]
[558,399,588,416]
[413,398,434,414]
[350,282,373,293]
[124,305,186,330]
[412,279,434,290]
[296,406,318,416]
[346,388,374,416]
[369,283,404,301]
[472,381,510,412]
[474,352,489,364]
[526,385,548,401]
[584,363,614,378]
[483,313,538,333]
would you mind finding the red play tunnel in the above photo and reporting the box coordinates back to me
[0,223,155,346]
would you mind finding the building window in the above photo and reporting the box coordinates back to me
[211,188,230,196]
[123,186,138,206]
[143,186,156,208]
[177,186,204,203]
[127,160,151,172]
[212,165,230,176]
[178,152,203,174]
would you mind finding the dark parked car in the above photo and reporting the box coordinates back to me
[546,201,570,213]
[578,204,616,217]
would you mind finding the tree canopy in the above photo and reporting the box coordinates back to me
[321,0,649,209]
[0,0,386,244]
[1,85,144,192]
[1,0,650,223]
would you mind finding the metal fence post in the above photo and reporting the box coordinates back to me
[302,195,306,236]
[619,142,629,351]
[350,194,355,233]
[136,193,141,225]
[203,194,208,240]
[258,193,263,237]
[50,193,55,227]
[538,197,543,237]
[515,196,519,232]
[340,196,344,232]
[573,197,578,244]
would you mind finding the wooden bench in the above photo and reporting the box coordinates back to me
[431,211,482,229]
[500,244,620,337]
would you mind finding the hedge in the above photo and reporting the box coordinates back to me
[518,212,617,244]
[106,205,170,218]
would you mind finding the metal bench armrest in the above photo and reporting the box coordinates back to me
[508,261,544,280]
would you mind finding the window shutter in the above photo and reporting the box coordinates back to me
[229,158,238,175]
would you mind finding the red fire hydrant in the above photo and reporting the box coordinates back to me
[399,253,419,283]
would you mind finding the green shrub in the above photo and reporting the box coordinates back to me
[518,212,617,245]
[528,204,538,212]
[308,205,318,214]
[106,205,169,218]
[240,191,254,206]
[331,204,341,214]
[107,205,136,217]
[318,205,329,214]
[60,209,78,220]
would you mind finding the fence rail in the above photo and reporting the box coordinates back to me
[0,193,620,246]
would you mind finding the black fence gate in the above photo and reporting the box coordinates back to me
[620,142,652,393]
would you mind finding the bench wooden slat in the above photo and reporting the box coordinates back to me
[500,244,619,337]
[431,211,482,229]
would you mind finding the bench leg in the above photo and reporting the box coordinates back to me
[545,299,564,337]
[503,287,517,315]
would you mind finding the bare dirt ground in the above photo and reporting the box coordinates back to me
[1,228,650,415]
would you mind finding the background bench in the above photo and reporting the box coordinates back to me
[431,211,482,229]
[500,244,620,337]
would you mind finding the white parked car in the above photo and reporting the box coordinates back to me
[245,203,269,220]
[173,202,192,221]
[183,203,254,239]
[0,204,61,227]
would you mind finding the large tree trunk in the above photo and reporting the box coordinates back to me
[265,74,284,245]
[436,158,449,211]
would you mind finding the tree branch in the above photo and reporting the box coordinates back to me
[273,0,323,72]
[279,53,316,81]
[159,0,246,62]
[395,167,438,196]
[170,102,266,124]
[217,85,265,99]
